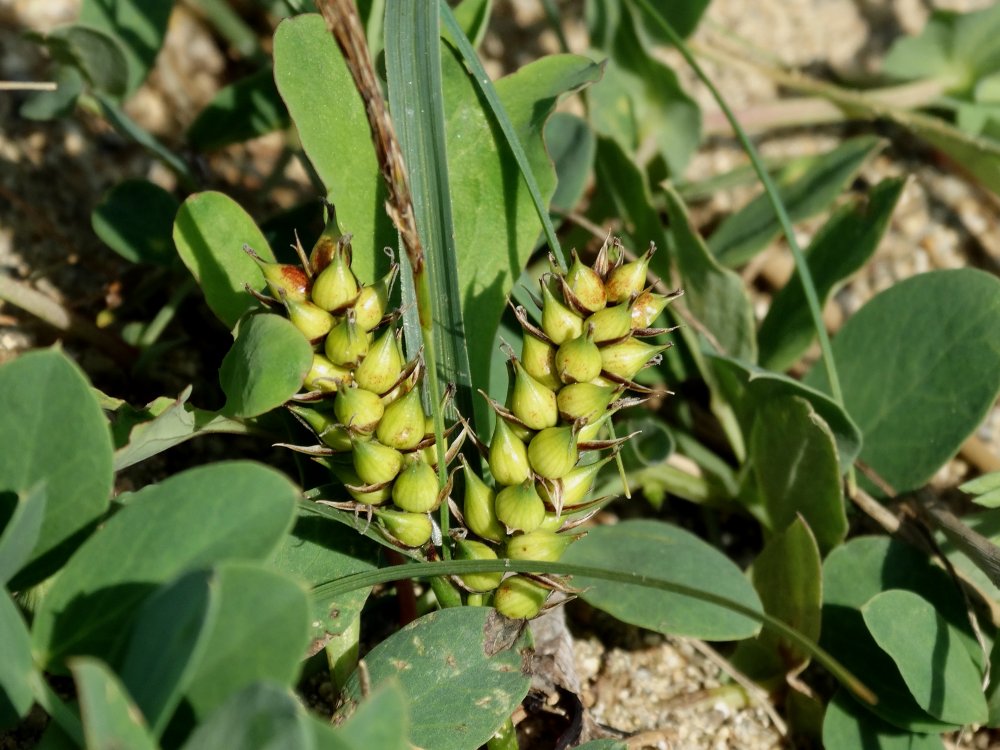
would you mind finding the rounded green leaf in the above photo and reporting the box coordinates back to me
[316,683,410,750]
[0,591,35,728]
[173,191,275,330]
[187,67,290,152]
[92,180,179,265]
[180,562,311,721]
[71,658,157,750]
[339,607,531,750]
[863,589,987,725]
[219,313,312,418]
[823,689,946,750]
[546,112,595,214]
[181,682,311,750]
[79,0,173,95]
[563,520,763,640]
[0,482,47,586]
[805,269,1000,494]
[32,461,298,671]
[45,24,129,98]
[0,350,113,588]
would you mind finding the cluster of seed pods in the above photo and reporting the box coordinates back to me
[246,219,458,550]
[454,237,680,619]
[248,221,678,620]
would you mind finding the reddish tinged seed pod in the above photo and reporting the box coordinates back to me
[510,359,558,430]
[494,575,549,619]
[245,248,311,302]
[631,289,672,329]
[528,426,578,480]
[604,245,654,304]
[495,481,546,533]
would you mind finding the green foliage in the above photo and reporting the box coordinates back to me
[187,67,290,151]
[71,658,158,749]
[92,180,180,266]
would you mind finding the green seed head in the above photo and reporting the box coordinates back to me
[631,289,672,329]
[604,245,653,304]
[495,481,546,533]
[354,327,403,395]
[565,250,607,313]
[540,276,584,344]
[585,303,632,343]
[493,575,549,619]
[303,353,352,393]
[377,385,427,450]
[506,529,573,562]
[554,331,603,385]
[488,417,531,486]
[311,243,359,312]
[521,333,561,391]
[324,310,369,367]
[556,382,619,424]
[334,385,384,435]
[375,508,433,547]
[454,539,503,592]
[284,298,334,344]
[352,438,404,486]
[462,463,505,543]
[528,426,579,480]
[510,359,558,430]
[392,458,441,513]
[599,337,670,381]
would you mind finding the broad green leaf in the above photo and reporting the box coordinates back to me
[173,191,275,329]
[315,683,410,750]
[219,313,312,418]
[0,482,46,585]
[563,520,763,640]
[187,67,290,151]
[92,179,179,265]
[709,354,862,472]
[80,0,173,95]
[273,14,395,284]
[32,461,298,671]
[863,589,987,725]
[804,269,1000,495]
[39,24,129,98]
[0,350,113,588]
[663,183,756,362]
[822,536,980,731]
[737,518,822,677]
[111,387,250,472]
[269,511,380,650]
[758,178,905,371]
[118,569,218,735]
[19,65,84,121]
[749,396,847,552]
[0,590,34,728]
[962,471,1000,508]
[181,682,312,750]
[546,112,596,214]
[339,607,531,750]
[823,690,946,750]
[587,4,699,174]
[181,563,310,720]
[708,136,884,266]
[442,51,601,406]
[71,658,157,750]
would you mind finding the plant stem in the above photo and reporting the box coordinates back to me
[486,716,520,750]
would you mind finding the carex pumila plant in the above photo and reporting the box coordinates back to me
[243,207,465,550]
[451,235,681,618]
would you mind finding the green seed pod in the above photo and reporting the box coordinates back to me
[334,385,384,435]
[554,331,603,385]
[600,337,670,380]
[353,266,396,332]
[284,297,334,344]
[309,206,346,275]
[337,467,392,505]
[585,303,632,343]
[392,458,441,513]
[521,332,561,391]
[354,327,403,394]
[454,539,503,592]
[540,276,584,344]
[556,382,618,424]
[303,353,352,393]
[605,246,653,304]
[462,463,505,543]
[488,417,531,486]
[506,530,573,562]
[376,385,426,450]
[311,244,359,312]
[528,426,578,480]
[510,359,558,430]
[494,575,548,619]
[352,438,404,486]
[539,453,615,508]
[565,250,607,313]
[631,289,672,329]
[324,311,369,367]
[247,251,311,302]
[495,481,546,533]
[288,404,353,451]
[375,508,433,547]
